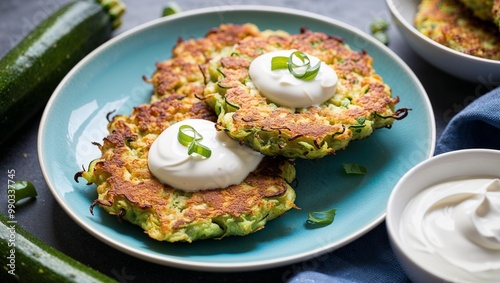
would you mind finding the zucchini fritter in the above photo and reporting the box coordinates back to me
[202,26,403,159]
[79,95,297,243]
[456,0,500,28]
[415,0,500,60]
[76,24,297,243]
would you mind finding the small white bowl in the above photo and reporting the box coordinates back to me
[386,149,500,283]
[386,0,500,82]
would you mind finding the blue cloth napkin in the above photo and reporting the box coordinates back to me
[288,87,500,282]
[435,86,500,154]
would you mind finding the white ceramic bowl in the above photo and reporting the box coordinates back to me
[386,149,500,282]
[386,0,500,82]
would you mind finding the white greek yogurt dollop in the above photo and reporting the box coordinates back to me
[248,50,338,108]
[148,119,263,192]
[400,178,500,282]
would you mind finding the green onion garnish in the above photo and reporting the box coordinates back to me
[271,51,321,81]
[369,19,390,45]
[356,117,366,125]
[372,32,389,45]
[349,117,366,134]
[340,98,350,108]
[271,56,289,70]
[307,208,336,225]
[177,125,211,158]
[370,19,390,33]
[10,180,37,203]
[162,1,182,17]
[342,163,367,175]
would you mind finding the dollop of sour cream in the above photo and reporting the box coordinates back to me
[248,50,338,108]
[148,119,263,192]
[400,178,500,282]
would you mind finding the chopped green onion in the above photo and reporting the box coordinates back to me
[10,180,37,203]
[350,117,366,130]
[342,163,367,175]
[307,208,336,225]
[370,19,390,33]
[356,117,366,125]
[289,51,310,68]
[177,125,211,158]
[369,19,390,45]
[301,61,321,81]
[162,1,182,17]
[288,51,310,77]
[340,98,350,108]
[372,31,389,45]
[271,56,289,70]
[271,51,321,80]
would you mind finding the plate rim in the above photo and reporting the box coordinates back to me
[38,5,436,272]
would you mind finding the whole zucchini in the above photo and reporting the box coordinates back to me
[0,0,125,145]
[0,213,118,282]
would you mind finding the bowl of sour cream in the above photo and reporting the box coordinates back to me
[386,149,500,283]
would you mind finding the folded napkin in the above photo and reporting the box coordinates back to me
[288,86,500,282]
[435,86,500,154]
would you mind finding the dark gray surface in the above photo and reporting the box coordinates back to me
[0,0,494,282]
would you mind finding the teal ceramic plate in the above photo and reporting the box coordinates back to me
[38,6,435,271]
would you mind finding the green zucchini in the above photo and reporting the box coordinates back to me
[0,212,118,282]
[0,0,126,146]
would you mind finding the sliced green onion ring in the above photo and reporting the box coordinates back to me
[177,125,212,158]
[301,61,321,81]
[11,180,37,203]
[288,51,309,77]
[342,163,367,175]
[350,117,367,129]
[271,56,289,70]
[162,1,182,17]
[271,51,321,80]
[307,208,336,225]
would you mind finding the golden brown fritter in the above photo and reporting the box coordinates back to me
[415,0,500,60]
[150,24,264,101]
[79,95,297,243]
[76,24,297,243]
[202,26,404,159]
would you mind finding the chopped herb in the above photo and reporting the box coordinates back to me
[307,208,337,225]
[350,117,366,131]
[271,56,289,70]
[370,19,390,33]
[369,19,390,45]
[340,98,350,108]
[342,163,367,175]
[162,1,182,17]
[177,125,211,158]
[372,31,389,45]
[356,117,366,125]
[271,51,321,81]
[9,180,37,203]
